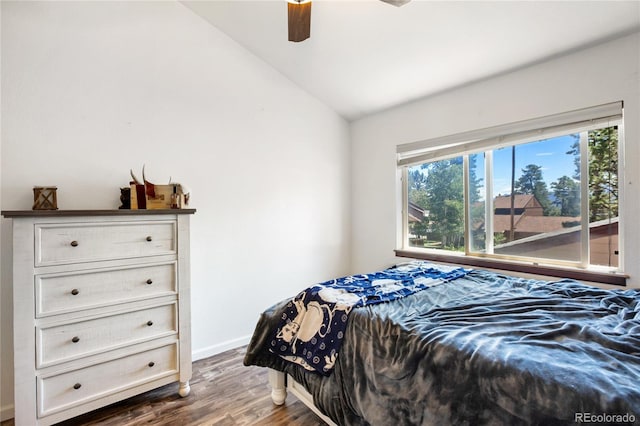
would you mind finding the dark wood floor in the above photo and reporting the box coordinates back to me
[1,346,327,426]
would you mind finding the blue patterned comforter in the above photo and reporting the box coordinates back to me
[268,262,469,375]
[245,263,640,425]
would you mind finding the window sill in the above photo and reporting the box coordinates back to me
[394,249,627,286]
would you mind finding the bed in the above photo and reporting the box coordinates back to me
[243,261,640,425]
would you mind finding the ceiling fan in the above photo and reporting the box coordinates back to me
[288,0,411,42]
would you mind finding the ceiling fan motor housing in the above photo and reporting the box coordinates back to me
[288,1,311,42]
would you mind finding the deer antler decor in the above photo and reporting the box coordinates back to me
[128,165,191,210]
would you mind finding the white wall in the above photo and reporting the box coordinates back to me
[351,32,640,285]
[0,3,5,421]
[0,1,351,418]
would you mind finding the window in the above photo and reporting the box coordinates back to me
[397,103,624,284]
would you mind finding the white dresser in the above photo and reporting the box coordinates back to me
[2,209,195,426]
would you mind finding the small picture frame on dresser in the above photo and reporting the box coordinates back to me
[32,186,58,210]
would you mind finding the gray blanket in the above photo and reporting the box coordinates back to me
[244,269,640,425]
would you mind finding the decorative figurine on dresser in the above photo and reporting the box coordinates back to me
[1,208,195,426]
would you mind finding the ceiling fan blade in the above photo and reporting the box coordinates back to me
[380,0,410,6]
[288,1,312,42]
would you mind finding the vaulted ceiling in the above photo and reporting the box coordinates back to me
[182,1,640,121]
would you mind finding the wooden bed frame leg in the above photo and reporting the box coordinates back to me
[268,369,287,405]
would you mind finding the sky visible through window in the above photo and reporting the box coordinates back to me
[478,134,577,200]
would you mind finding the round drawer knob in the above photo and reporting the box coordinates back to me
[146,279,153,285]
[148,361,155,368]
[70,240,79,247]
[73,383,82,390]
[71,289,79,296]
[146,320,153,327]
[71,336,80,343]
[146,236,153,242]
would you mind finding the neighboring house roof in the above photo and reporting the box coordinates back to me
[494,215,581,234]
[517,215,580,233]
[492,194,578,234]
[408,202,425,223]
[493,214,524,233]
[494,194,539,211]
[494,218,618,268]
[417,194,581,237]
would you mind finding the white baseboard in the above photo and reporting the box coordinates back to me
[191,335,251,361]
[1,403,14,422]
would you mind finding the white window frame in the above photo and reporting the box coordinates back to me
[396,102,626,285]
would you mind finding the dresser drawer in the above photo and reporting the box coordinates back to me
[37,303,177,368]
[37,343,178,417]
[35,221,176,266]
[36,263,177,317]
